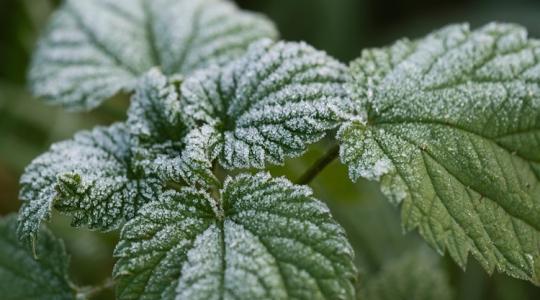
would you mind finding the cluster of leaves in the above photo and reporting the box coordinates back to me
[1,0,539,299]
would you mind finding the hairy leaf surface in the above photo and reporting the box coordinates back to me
[18,123,161,245]
[29,0,277,111]
[339,22,540,283]
[0,215,75,300]
[182,39,350,169]
[127,69,219,188]
[114,173,356,300]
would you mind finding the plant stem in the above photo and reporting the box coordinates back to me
[76,277,115,300]
[296,144,340,185]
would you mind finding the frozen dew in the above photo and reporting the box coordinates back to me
[126,68,221,188]
[114,173,356,300]
[28,0,277,111]
[18,123,162,244]
[339,22,540,284]
[181,39,351,170]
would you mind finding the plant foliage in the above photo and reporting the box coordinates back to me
[114,173,356,300]
[0,215,75,300]
[339,23,540,284]
[29,0,277,111]
[4,0,540,298]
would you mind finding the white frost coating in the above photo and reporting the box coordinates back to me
[181,39,352,169]
[128,68,184,142]
[29,0,277,111]
[114,173,357,300]
[340,22,540,284]
[176,225,222,300]
[127,69,219,188]
[153,0,278,75]
[18,123,161,245]
[371,159,392,180]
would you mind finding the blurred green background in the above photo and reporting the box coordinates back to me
[0,0,539,299]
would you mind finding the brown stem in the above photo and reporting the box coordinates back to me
[296,144,340,185]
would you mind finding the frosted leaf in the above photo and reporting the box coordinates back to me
[152,0,278,75]
[114,173,356,300]
[18,123,162,245]
[29,0,277,111]
[128,68,186,144]
[127,69,219,188]
[0,215,75,300]
[339,23,540,284]
[182,39,350,169]
[361,249,452,300]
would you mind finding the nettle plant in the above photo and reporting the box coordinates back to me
[1,0,539,299]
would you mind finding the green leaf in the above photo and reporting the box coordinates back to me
[182,39,350,169]
[127,69,219,188]
[361,249,452,300]
[0,214,75,300]
[29,0,277,111]
[339,22,540,284]
[18,123,162,245]
[114,173,356,300]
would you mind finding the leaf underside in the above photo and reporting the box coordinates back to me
[182,39,350,169]
[18,123,161,245]
[0,215,74,300]
[29,0,277,111]
[339,22,540,284]
[114,173,356,300]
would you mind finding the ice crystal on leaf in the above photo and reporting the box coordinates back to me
[339,23,540,284]
[0,215,75,300]
[182,39,351,169]
[114,173,356,300]
[28,0,277,111]
[127,69,220,188]
[18,123,162,246]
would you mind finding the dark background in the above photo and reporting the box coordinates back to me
[1,0,539,299]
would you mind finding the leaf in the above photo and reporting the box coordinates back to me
[114,173,356,300]
[361,249,452,300]
[0,214,75,300]
[339,22,540,284]
[29,0,277,111]
[182,39,350,169]
[127,69,219,188]
[18,123,162,245]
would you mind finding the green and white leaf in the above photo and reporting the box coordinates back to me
[114,173,356,300]
[0,215,75,300]
[29,0,277,111]
[339,22,540,284]
[18,123,162,245]
[182,39,350,169]
[360,249,452,300]
[127,69,219,188]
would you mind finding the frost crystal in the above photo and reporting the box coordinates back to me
[127,69,219,188]
[339,22,540,284]
[29,0,277,111]
[18,123,162,245]
[114,173,356,300]
[182,39,351,169]
[0,215,75,299]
